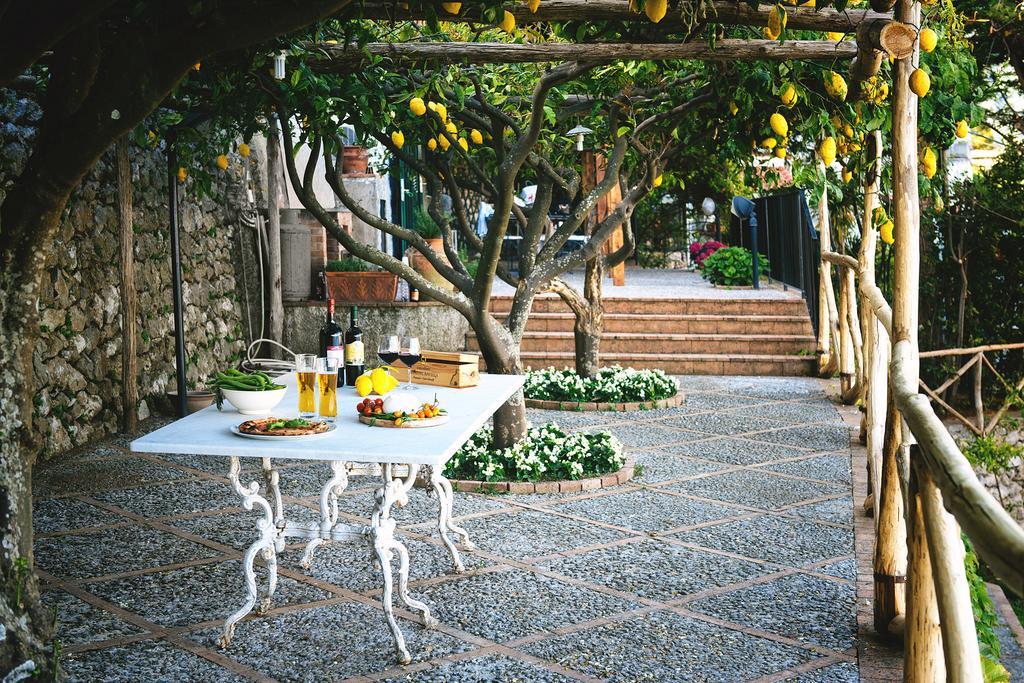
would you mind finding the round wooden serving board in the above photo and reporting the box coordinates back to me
[358,414,450,428]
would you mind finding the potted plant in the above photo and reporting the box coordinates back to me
[699,246,770,288]
[410,208,454,295]
[325,256,399,303]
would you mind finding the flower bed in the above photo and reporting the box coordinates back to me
[523,366,681,411]
[443,423,628,490]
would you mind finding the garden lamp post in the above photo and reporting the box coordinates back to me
[731,195,760,290]
[566,124,593,152]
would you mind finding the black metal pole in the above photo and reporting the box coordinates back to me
[750,217,760,290]
[167,133,188,418]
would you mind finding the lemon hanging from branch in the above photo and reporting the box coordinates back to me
[769,113,788,137]
[909,68,930,97]
[470,129,484,145]
[526,0,541,12]
[652,174,663,187]
[645,0,668,23]
[824,71,848,101]
[441,2,461,14]
[919,27,937,53]
[177,167,188,183]
[427,138,438,151]
[762,137,778,149]
[920,146,937,178]
[500,10,516,32]
[780,84,798,107]
[956,120,969,139]
[818,137,837,166]
[215,154,229,171]
[767,4,787,37]
[409,97,426,116]
[880,220,895,245]
[391,130,405,149]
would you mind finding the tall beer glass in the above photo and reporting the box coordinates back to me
[316,357,340,422]
[296,354,317,418]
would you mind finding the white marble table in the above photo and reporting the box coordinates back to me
[131,373,524,664]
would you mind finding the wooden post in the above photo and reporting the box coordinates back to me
[973,353,985,432]
[917,459,983,680]
[860,130,885,512]
[266,118,285,356]
[116,135,138,433]
[839,269,856,400]
[904,456,945,682]
[874,393,907,635]
[818,182,840,376]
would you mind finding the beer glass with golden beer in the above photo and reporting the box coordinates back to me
[316,356,340,422]
[296,354,317,418]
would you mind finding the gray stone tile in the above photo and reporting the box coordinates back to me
[745,424,851,452]
[522,609,817,681]
[91,480,242,518]
[539,539,771,601]
[380,653,578,682]
[460,509,630,560]
[43,589,146,646]
[630,449,727,484]
[62,639,243,683]
[723,401,841,426]
[168,505,322,551]
[785,661,860,682]
[417,567,642,642]
[662,437,814,466]
[693,377,826,401]
[553,489,746,533]
[108,417,177,448]
[760,452,852,485]
[189,602,472,679]
[36,525,221,580]
[151,452,237,474]
[578,423,703,448]
[688,573,857,651]
[303,536,492,592]
[34,498,127,534]
[34,457,190,497]
[666,470,845,511]
[276,462,379,500]
[785,497,855,526]
[654,411,782,436]
[85,560,329,628]
[678,390,768,410]
[674,515,854,568]
[816,559,856,581]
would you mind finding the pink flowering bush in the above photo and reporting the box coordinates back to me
[690,240,724,268]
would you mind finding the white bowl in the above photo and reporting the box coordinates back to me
[221,387,287,415]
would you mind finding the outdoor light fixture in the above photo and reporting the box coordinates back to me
[566,124,593,152]
[701,197,716,217]
[273,51,287,80]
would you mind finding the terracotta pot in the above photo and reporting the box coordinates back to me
[166,390,215,414]
[411,238,455,297]
[325,271,398,303]
[342,146,369,174]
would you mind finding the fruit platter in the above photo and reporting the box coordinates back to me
[356,392,448,428]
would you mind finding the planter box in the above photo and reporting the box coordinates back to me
[325,271,398,303]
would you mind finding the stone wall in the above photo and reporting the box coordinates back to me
[283,301,470,361]
[3,97,255,456]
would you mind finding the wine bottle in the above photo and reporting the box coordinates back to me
[343,306,365,386]
[319,299,343,378]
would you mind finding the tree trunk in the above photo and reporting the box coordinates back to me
[576,254,604,378]
[117,135,138,433]
[473,316,528,450]
[265,119,285,358]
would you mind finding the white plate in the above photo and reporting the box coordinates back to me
[230,423,337,440]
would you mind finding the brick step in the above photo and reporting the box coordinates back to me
[489,295,810,317]
[506,312,814,336]
[513,351,817,376]
[467,332,816,356]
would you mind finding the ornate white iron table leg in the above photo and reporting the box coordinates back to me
[300,460,348,569]
[427,466,475,572]
[217,456,278,648]
[261,457,285,553]
[370,463,436,665]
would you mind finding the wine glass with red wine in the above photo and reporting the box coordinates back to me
[399,336,421,390]
[377,335,400,370]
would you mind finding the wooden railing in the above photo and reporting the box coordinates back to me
[918,343,1024,436]
[816,119,1024,678]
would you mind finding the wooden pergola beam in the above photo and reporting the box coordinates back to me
[310,39,858,70]
[848,19,916,102]
[353,1,892,33]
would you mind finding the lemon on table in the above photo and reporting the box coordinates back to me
[370,367,398,395]
[354,375,373,397]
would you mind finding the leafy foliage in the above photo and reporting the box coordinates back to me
[326,256,375,272]
[445,422,625,482]
[700,246,769,286]
[524,366,678,403]
[963,536,1012,682]
[961,435,1023,474]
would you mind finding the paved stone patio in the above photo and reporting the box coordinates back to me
[35,376,875,682]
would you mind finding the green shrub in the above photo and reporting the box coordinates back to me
[413,207,443,238]
[524,366,679,403]
[326,256,374,272]
[964,537,1011,682]
[458,245,480,279]
[961,436,1023,474]
[636,246,668,269]
[700,246,769,286]
[445,422,625,482]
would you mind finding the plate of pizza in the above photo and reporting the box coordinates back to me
[231,417,335,440]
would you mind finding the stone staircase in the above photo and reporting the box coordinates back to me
[469,294,817,376]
